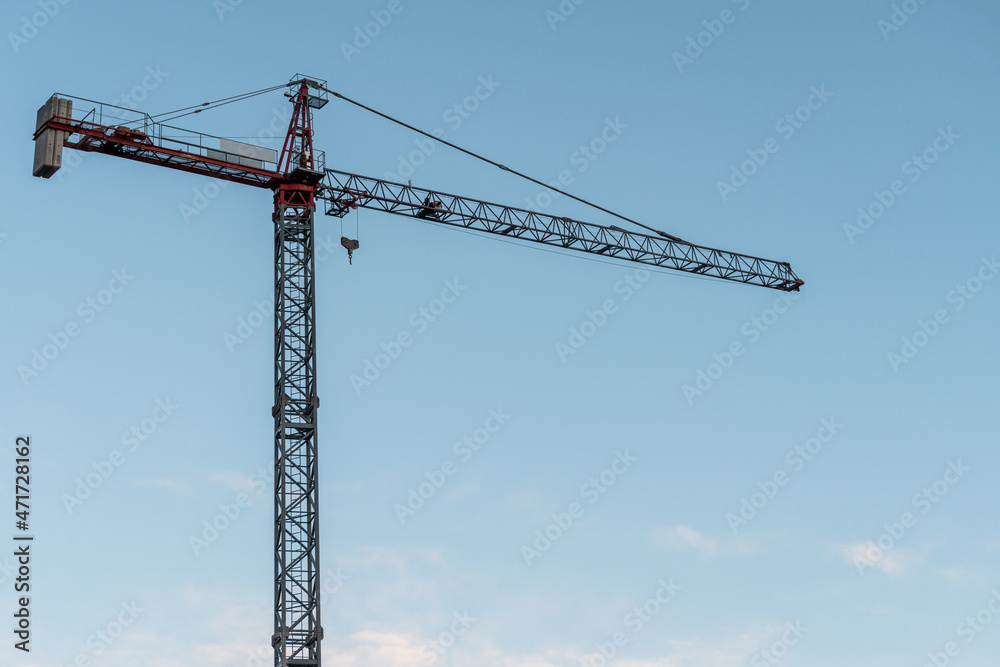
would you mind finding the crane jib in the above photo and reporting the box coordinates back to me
[317,170,803,292]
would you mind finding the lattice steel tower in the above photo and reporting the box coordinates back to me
[271,80,327,667]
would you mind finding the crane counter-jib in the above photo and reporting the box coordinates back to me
[32,94,286,187]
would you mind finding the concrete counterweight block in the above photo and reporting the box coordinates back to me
[33,96,72,178]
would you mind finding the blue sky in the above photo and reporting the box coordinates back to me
[2,1,1000,666]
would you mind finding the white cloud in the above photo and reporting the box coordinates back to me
[326,631,433,667]
[38,576,795,667]
[836,541,922,576]
[578,623,793,667]
[651,525,760,558]
[653,525,719,557]
[937,565,985,587]
[207,471,256,494]
[322,624,784,667]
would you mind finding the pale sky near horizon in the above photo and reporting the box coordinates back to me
[2,1,1000,667]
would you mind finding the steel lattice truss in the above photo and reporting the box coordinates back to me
[319,170,803,292]
[272,187,322,667]
[52,117,280,188]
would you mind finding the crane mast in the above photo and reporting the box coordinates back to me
[31,75,803,667]
[271,80,327,666]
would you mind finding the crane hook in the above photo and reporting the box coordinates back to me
[341,237,359,265]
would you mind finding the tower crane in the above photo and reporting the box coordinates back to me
[32,74,803,667]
